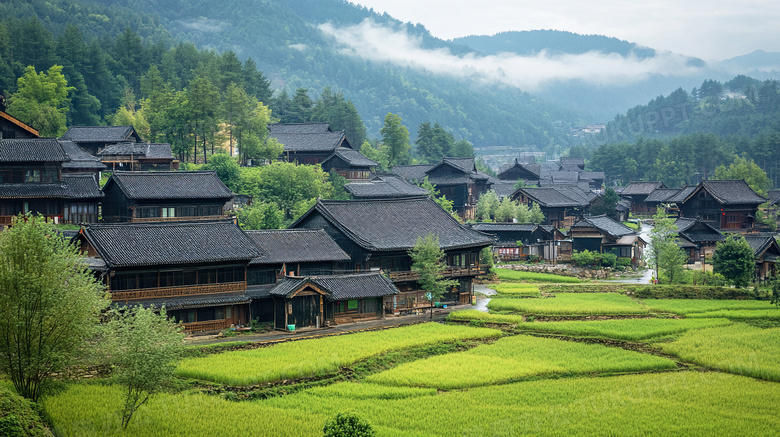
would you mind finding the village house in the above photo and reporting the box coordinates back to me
[101,171,233,222]
[0,138,102,225]
[0,110,39,139]
[345,175,427,199]
[674,180,766,232]
[674,217,725,264]
[620,181,667,215]
[743,235,780,281]
[290,196,494,311]
[392,157,493,220]
[468,222,564,262]
[268,122,356,165]
[570,215,646,264]
[511,186,590,228]
[75,219,262,333]
[59,140,106,179]
[60,125,143,155]
[319,147,378,181]
[97,142,177,171]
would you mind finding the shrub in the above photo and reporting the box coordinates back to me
[323,412,376,437]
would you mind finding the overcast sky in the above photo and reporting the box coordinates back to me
[350,0,780,61]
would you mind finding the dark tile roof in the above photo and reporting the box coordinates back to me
[105,171,233,200]
[271,131,348,153]
[645,188,679,203]
[560,157,585,168]
[247,229,350,265]
[665,186,697,203]
[62,173,103,199]
[80,220,262,268]
[496,159,541,180]
[245,284,277,299]
[98,142,173,160]
[572,215,636,238]
[440,157,476,173]
[268,123,332,134]
[268,272,399,301]
[514,187,586,207]
[621,181,666,196]
[470,223,538,232]
[321,147,378,168]
[674,218,724,244]
[59,140,106,170]
[0,183,68,199]
[0,138,68,162]
[61,126,139,143]
[491,181,519,199]
[391,165,434,182]
[743,235,780,258]
[292,197,494,252]
[698,180,766,205]
[579,171,605,181]
[345,176,427,198]
[0,110,39,137]
[116,292,251,311]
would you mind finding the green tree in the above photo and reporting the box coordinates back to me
[657,238,687,283]
[515,202,530,223]
[0,215,109,401]
[528,203,545,224]
[590,188,620,218]
[359,141,389,170]
[238,162,332,220]
[450,139,475,158]
[105,306,185,429]
[409,234,456,320]
[646,209,678,281]
[237,202,285,230]
[322,412,376,437]
[476,190,499,221]
[713,234,755,287]
[187,74,221,163]
[495,197,516,222]
[7,65,74,137]
[421,177,458,219]
[205,153,241,192]
[380,113,411,167]
[713,156,771,197]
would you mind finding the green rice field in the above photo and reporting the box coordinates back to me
[176,323,502,386]
[491,283,541,297]
[448,310,732,340]
[685,309,780,319]
[44,372,780,436]
[659,324,780,381]
[640,298,775,315]
[488,293,647,315]
[365,334,676,389]
[494,268,581,283]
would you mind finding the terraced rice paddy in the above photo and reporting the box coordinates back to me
[495,268,581,283]
[640,298,775,315]
[659,324,780,381]
[488,293,647,315]
[176,323,502,386]
[365,334,676,389]
[491,283,541,297]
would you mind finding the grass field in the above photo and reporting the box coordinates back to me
[176,323,502,386]
[686,309,780,319]
[365,334,676,389]
[491,283,541,297]
[659,324,780,382]
[448,310,733,341]
[43,373,780,436]
[495,268,581,283]
[488,293,648,315]
[640,299,775,315]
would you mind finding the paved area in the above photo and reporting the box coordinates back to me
[185,303,474,346]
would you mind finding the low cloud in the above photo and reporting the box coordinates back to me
[176,18,228,34]
[319,19,704,91]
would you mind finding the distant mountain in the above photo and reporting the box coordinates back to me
[718,50,780,74]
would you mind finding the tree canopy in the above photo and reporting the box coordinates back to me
[713,234,755,288]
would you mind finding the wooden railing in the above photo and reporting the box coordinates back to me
[0,214,60,225]
[389,266,485,282]
[182,318,231,333]
[130,215,227,223]
[111,281,245,301]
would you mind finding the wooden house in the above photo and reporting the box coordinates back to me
[0,138,102,225]
[496,158,541,181]
[75,220,262,333]
[290,196,494,309]
[468,223,561,261]
[319,147,377,181]
[98,142,176,171]
[675,180,766,232]
[643,188,679,215]
[268,123,354,165]
[345,175,427,199]
[263,273,399,330]
[393,157,493,220]
[674,217,725,264]
[620,181,666,215]
[0,110,39,139]
[511,187,589,228]
[60,125,143,155]
[101,171,233,222]
[59,140,106,179]
[570,215,645,263]
[743,235,780,281]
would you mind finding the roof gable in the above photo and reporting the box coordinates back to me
[321,147,377,168]
[291,197,494,252]
[80,220,261,268]
[743,235,780,258]
[104,171,233,200]
[674,218,724,243]
[247,229,350,264]
[59,140,106,170]
[693,180,766,205]
[269,273,398,301]
[0,110,39,137]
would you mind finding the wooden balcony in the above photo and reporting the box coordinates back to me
[388,266,485,282]
[111,281,245,301]
[182,318,231,333]
[130,215,227,223]
[0,214,60,226]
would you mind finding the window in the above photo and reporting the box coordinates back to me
[139,207,159,218]
[24,170,40,183]
[162,207,176,218]
[180,206,196,216]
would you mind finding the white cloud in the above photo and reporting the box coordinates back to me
[319,19,704,92]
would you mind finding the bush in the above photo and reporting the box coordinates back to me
[323,412,376,437]
[571,250,617,268]
[632,285,757,300]
[617,258,633,268]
